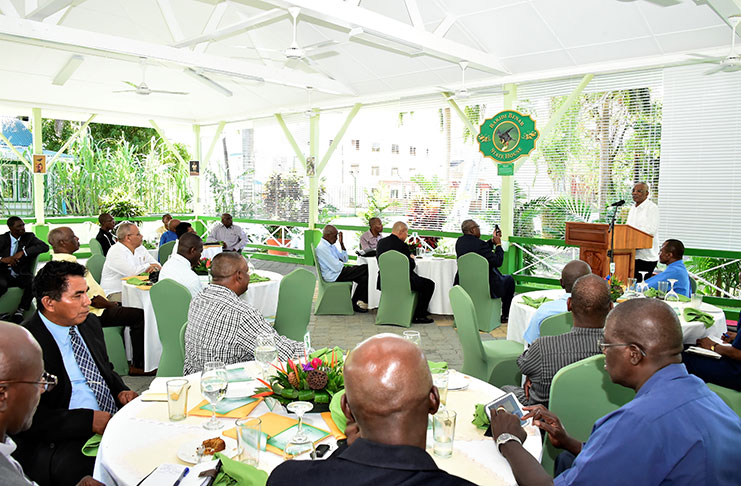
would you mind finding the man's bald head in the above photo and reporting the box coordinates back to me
[210,252,246,280]
[322,225,337,239]
[48,226,78,254]
[391,221,407,234]
[342,334,438,448]
[607,299,683,357]
[561,260,592,293]
[569,274,612,328]
[177,232,204,266]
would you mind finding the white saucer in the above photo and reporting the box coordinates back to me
[176,437,238,464]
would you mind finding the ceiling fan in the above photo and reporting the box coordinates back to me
[688,15,741,75]
[439,62,503,101]
[114,59,189,96]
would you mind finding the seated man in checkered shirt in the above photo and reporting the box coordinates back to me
[184,252,305,374]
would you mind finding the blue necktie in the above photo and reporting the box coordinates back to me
[9,237,18,277]
[69,327,118,415]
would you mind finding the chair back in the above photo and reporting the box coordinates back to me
[690,276,697,294]
[274,268,316,341]
[158,241,176,264]
[457,252,502,332]
[179,322,187,359]
[0,288,23,315]
[540,311,574,337]
[86,254,106,284]
[311,245,325,283]
[89,238,104,256]
[449,286,489,381]
[707,383,741,415]
[378,250,412,294]
[150,279,192,376]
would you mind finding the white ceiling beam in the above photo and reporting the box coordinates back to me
[173,8,284,48]
[42,6,69,24]
[0,15,355,95]
[0,0,21,18]
[26,0,79,21]
[156,0,184,43]
[403,0,424,30]
[24,0,38,14]
[193,1,229,54]
[51,53,83,85]
[244,0,510,74]
[433,15,456,37]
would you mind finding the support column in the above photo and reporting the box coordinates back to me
[500,84,517,241]
[192,124,202,216]
[31,107,44,224]
[308,108,319,230]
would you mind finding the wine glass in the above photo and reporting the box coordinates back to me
[200,361,228,430]
[284,401,315,459]
[638,271,649,295]
[403,330,422,347]
[665,279,680,304]
[254,334,278,380]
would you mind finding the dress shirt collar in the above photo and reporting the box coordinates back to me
[204,282,240,300]
[39,310,76,343]
[337,438,441,472]
[0,435,17,457]
[558,292,570,301]
[51,252,77,262]
[635,363,687,398]
[168,253,191,268]
[9,233,19,245]
[665,260,685,270]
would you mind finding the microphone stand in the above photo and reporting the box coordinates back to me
[607,204,619,277]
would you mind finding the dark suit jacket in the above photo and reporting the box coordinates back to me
[12,312,128,462]
[96,228,115,256]
[454,233,505,298]
[0,231,48,277]
[375,234,414,290]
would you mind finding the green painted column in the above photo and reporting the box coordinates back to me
[308,108,319,231]
[500,84,517,242]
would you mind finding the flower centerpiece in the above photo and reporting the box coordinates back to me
[606,275,624,302]
[253,348,344,412]
[193,258,212,276]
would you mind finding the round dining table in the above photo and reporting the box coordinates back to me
[506,289,728,345]
[93,362,542,486]
[121,271,283,372]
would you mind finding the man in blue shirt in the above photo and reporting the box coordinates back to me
[489,298,740,486]
[523,260,591,344]
[315,225,369,313]
[645,239,691,297]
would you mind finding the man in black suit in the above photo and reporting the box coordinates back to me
[95,213,116,256]
[454,219,515,322]
[0,216,49,323]
[376,222,435,323]
[12,261,137,486]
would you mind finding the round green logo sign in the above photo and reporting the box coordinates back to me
[478,110,539,163]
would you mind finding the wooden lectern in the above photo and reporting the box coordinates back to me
[565,222,654,285]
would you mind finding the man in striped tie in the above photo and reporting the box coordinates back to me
[12,261,137,486]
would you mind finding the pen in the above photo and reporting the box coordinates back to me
[173,467,189,486]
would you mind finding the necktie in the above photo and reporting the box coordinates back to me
[9,237,18,277]
[68,327,118,414]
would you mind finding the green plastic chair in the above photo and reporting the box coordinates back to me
[89,238,104,256]
[540,311,574,337]
[376,250,418,328]
[449,286,524,387]
[311,246,354,315]
[179,322,187,358]
[457,253,503,332]
[690,276,697,294]
[103,326,129,376]
[86,254,106,284]
[150,279,192,376]
[0,288,23,316]
[158,241,176,264]
[274,268,316,341]
[541,354,635,475]
[707,383,741,415]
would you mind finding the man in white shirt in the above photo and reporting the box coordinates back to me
[159,233,204,298]
[626,182,660,281]
[210,213,249,251]
[100,222,160,301]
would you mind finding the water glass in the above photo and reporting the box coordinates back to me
[690,293,703,308]
[166,379,190,421]
[432,408,456,458]
[255,335,278,379]
[236,417,262,466]
[657,281,669,298]
[403,330,422,347]
[432,369,449,406]
[627,278,637,295]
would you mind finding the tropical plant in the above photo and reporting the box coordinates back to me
[99,189,145,221]
[686,257,741,297]
[541,195,593,239]
[359,183,396,224]
[207,169,257,217]
[262,171,306,221]
[406,175,455,230]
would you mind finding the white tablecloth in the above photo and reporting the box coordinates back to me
[93,362,542,486]
[358,256,458,315]
[506,289,727,345]
[122,271,283,371]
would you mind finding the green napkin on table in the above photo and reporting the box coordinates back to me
[521,296,552,309]
[213,452,268,486]
[428,361,448,373]
[684,307,715,329]
[125,277,146,286]
[81,434,102,457]
[472,403,490,430]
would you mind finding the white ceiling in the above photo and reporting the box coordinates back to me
[0,0,738,128]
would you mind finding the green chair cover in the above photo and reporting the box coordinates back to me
[690,276,697,294]
[151,279,192,376]
[376,250,418,328]
[103,326,129,376]
[310,246,354,315]
[707,383,741,415]
[448,286,523,387]
[158,241,176,264]
[541,354,635,475]
[179,322,187,358]
[0,288,23,316]
[273,268,316,341]
[457,253,503,332]
[86,254,106,284]
[89,238,104,256]
[540,311,574,337]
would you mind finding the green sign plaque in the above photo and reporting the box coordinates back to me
[478,110,539,163]
[497,163,514,176]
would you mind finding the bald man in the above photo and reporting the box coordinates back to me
[267,335,475,485]
[315,225,369,313]
[159,232,204,298]
[523,260,591,344]
[210,213,248,251]
[627,182,660,280]
[158,218,180,248]
[490,299,740,485]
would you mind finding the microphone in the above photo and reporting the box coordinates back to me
[610,200,625,207]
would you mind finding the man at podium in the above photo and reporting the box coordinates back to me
[627,182,659,280]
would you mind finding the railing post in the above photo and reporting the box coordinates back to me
[304,228,321,265]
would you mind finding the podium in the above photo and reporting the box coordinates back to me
[565,222,654,285]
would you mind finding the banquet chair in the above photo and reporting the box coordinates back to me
[179,322,187,358]
[376,250,418,328]
[0,288,23,317]
[540,311,573,337]
[541,354,635,475]
[86,254,106,284]
[707,383,741,415]
[103,327,129,376]
[89,238,104,256]
[151,279,192,376]
[273,268,316,341]
[457,252,503,332]
[158,240,176,264]
[449,286,524,387]
[310,246,354,315]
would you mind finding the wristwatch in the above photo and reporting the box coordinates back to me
[711,344,716,352]
[496,433,523,451]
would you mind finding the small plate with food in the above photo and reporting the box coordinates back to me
[177,436,238,464]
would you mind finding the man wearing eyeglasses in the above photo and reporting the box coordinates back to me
[12,261,136,486]
[489,298,740,485]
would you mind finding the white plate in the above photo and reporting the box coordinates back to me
[447,370,470,391]
[176,437,238,465]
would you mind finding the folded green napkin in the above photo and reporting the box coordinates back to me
[213,452,268,486]
[428,361,448,373]
[521,296,552,309]
[81,434,102,457]
[125,277,146,285]
[249,274,270,283]
[329,389,347,433]
[643,287,690,302]
[684,307,715,329]
[472,403,490,430]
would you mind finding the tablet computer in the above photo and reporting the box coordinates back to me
[485,392,531,427]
